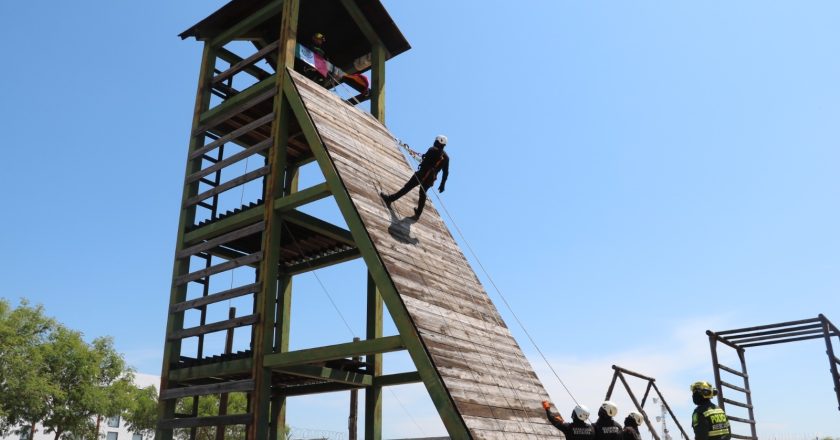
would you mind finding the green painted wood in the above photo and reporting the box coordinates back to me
[283,247,361,276]
[365,273,383,440]
[160,379,254,400]
[168,358,253,382]
[157,42,217,440]
[272,182,331,212]
[182,206,264,246]
[276,365,373,386]
[339,0,384,48]
[198,74,275,126]
[208,0,284,48]
[264,336,405,369]
[278,382,361,397]
[250,2,299,439]
[283,209,355,245]
[375,371,421,388]
[283,71,471,440]
[159,414,252,430]
[371,44,386,124]
[217,48,271,81]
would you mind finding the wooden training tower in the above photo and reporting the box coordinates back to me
[157,1,560,439]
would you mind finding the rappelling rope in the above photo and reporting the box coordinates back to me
[394,139,585,411]
[322,81,521,437]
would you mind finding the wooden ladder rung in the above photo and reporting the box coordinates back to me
[173,252,263,286]
[158,414,252,430]
[212,40,280,85]
[183,166,269,208]
[722,398,753,409]
[186,138,273,185]
[170,282,260,313]
[727,415,755,425]
[717,363,747,378]
[176,222,264,259]
[190,113,274,160]
[720,380,750,394]
[160,379,254,400]
[167,314,258,340]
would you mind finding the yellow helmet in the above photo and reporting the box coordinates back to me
[690,381,717,399]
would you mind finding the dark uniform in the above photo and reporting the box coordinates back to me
[381,144,449,219]
[593,416,623,440]
[545,408,595,439]
[621,426,641,440]
[692,402,731,440]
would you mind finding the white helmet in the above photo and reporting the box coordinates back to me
[600,401,618,418]
[628,411,644,426]
[572,404,591,421]
[435,134,448,146]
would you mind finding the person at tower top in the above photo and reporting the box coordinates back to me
[380,135,450,220]
[542,400,595,439]
[690,381,731,440]
[593,401,623,440]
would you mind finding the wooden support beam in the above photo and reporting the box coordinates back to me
[208,0,284,48]
[169,358,253,383]
[375,371,421,388]
[273,182,331,212]
[160,379,254,400]
[158,414,252,430]
[169,282,261,314]
[366,273,383,440]
[183,207,264,246]
[186,138,272,184]
[173,252,263,286]
[168,314,258,340]
[276,365,373,386]
[175,222,264,259]
[183,166,270,208]
[339,0,385,48]
[217,48,271,81]
[197,75,276,129]
[264,336,404,369]
[279,382,361,397]
[283,247,361,276]
[213,40,279,85]
[189,114,273,160]
[284,209,355,245]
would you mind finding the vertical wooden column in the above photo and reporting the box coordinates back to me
[736,349,757,439]
[364,43,386,440]
[156,42,217,440]
[250,1,300,439]
[706,332,724,410]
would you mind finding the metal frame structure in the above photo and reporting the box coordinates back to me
[706,314,840,440]
[604,365,689,440]
[154,1,472,439]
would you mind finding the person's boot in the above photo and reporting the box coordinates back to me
[379,192,392,208]
[411,207,422,220]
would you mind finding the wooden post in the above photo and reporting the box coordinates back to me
[371,44,386,125]
[349,337,360,440]
[364,274,382,440]
[250,1,300,439]
[157,41,217,440]
[216,307,237,440]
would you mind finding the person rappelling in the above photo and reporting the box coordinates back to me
[542,400,596,439]
[380,135,449,220]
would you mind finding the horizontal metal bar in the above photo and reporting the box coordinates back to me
[716,317,822,336]
[160,379,254,400]
[170,282,261,313]
[722,398,753,409]
[158,414,251,430]
[717,363,747,378]
[729,328,823,345]
[611,364,655,382]
[727,415,755,425]
[741,334,826,348]
[174,252,263,286]
[168,314,259,340]
[720,380,749,394]
[725,323,823,340]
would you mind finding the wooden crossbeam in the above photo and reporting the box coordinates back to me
[158,414,252,430]
[183,166,269,208]
[217,48,271,80]
[168,314,258,340]
[187,138,272,184]
[190,114,274,160]
[173,252,263,286]
[264,336,404,369]
[176,223,264,259]
[160,379,254,400]
[170,283,260,313]
[213,40,279,85]
[169,358,253,382]
[276,365,373,386]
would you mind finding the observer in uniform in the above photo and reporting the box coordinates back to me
[690,381,731,440]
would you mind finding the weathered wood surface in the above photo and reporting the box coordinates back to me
[290,70,561,439]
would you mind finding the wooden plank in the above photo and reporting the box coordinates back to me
[175,222,265,259]
[173,252,263,286]
[276,365,372,386]
[183,166,269,208]
[213,40,279,85]
[160,379,254,400]
[273,182,332,212]
[217,48,271,81]
[208,0,284,47]
[264,335,404,368]
[158,414,252,430]
[169,358,252,382]
[170,282,261,313]
[189,114,273,160]
[168,314,259,340]
[186,138,272,184]
[183,205,264,246]
[197,87,275,133]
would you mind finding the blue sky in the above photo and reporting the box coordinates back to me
[1,0,839,438]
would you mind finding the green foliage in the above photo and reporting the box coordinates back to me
[0,299,146,440]
[174,393,248,440]
[123,386,159,438]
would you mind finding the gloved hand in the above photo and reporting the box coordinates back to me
[542,400,551,410]
[438,184,445,193]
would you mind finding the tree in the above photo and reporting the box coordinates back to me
[123,386,159,438]
[0,299,58,440]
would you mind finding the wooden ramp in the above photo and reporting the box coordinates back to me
[289,69,562,440]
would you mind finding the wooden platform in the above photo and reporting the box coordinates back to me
[290,70,562,439]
